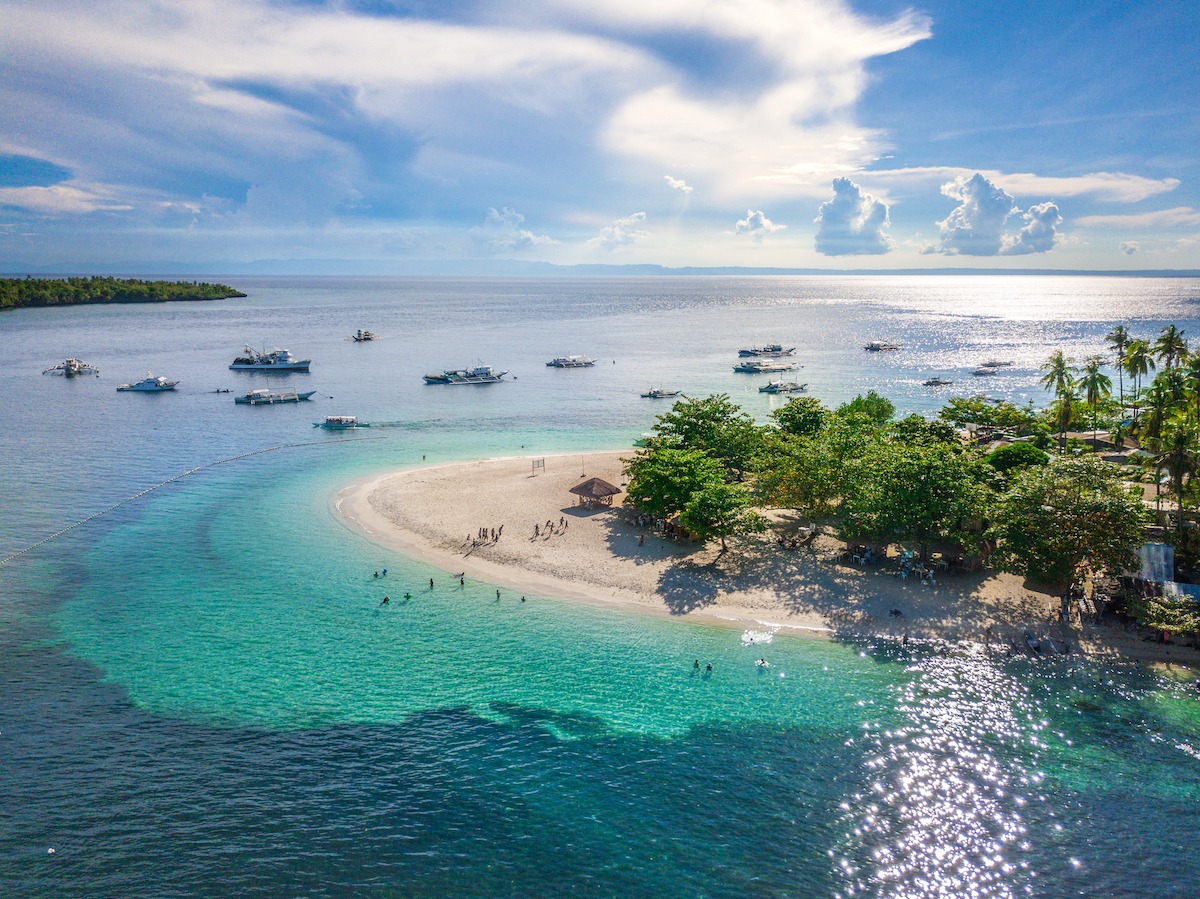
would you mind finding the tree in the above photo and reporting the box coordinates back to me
[836,391,895,427]
[1141,376,1174,443]
[772,396,829,437]
[755,415,872,518]
[1149,417,1200,544]
[888,415,959,445]
[649,394,764,480]
[624,447,725,519]
[988,455,1148,595]
[1078,355,1112,447]
[680,481,768,551]
[1126,593,1200,637]
[1039,351,1076,450]
[1124,337,1155,423]
[840,441,986,559]
[1106,324,1130,406]
[986,442,1050,472]
[1183,354,1200,419]
[1153,324,1188,371]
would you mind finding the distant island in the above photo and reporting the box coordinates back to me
[0,276,246,310]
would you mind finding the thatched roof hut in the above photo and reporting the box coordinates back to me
[569,477,622,506]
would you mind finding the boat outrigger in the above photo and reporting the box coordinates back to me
[733,359,797,373]
[758,380,807,394]
[229,346,311,372]
[641,388,681,398]
[423,365,507,385]
[234,388,316,405]
[314,415,369,429]
[738,344,796,357]
[43,358,99,377]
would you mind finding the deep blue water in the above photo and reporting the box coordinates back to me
[3,275,1200,897]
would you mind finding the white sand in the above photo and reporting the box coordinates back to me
[335,451,1198,668]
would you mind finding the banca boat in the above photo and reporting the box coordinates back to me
[923,377,953,387]
[733,359,797,373]
[117,373,178,392]
[641,388,681,398]
[758,380,807,394]
[43,357,99,377]
[864,340,902,352]
[738,344,796,357]
[546,355,595,368]
[971,367,999,377]
[234,388,316,405]
[314,415,370,430]
[229,346,311,372]
[351,330,378,342]
[978,360,1013,368]
[423,365,507,385]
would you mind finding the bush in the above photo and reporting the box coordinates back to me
[986,442,1050,472]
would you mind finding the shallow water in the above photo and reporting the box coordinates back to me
[4,275,1200,896]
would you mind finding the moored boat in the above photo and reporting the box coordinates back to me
[738,344,796,357]
[234,388,316,405]
[759,380,807,394]
[923,377,953,387]
[864,340,902,352]
[641,388,681,398]
[350,330,378,342]
[314,415,369,429]
[972,367,999,376]
[546,355,595,368]
[423,365,507,385]
[733,359,797,373]
[979,360,1013,368]
[43,357,99,377]
[116,373,178,392]
[229,346,311,372]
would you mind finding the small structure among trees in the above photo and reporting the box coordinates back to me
[569,477,622,507]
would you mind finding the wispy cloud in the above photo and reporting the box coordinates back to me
[664,175,693,194]
[470,207,557,252]
[868,166,1177,204]
[814,178,893,255]
[1120,241,1139,255]
[1076,207,1200,228]
[589,211,648,249]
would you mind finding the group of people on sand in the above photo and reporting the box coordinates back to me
[533,517,568,539]
[469,525,503,548]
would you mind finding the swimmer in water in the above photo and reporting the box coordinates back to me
[379,596,389,606]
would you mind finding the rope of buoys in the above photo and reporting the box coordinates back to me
[0,435,385,567]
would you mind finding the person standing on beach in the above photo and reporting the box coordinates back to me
[430,578,434,589]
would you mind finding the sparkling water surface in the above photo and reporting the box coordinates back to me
[4,276,1200,897]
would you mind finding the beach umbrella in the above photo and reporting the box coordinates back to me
[569,477,622,505]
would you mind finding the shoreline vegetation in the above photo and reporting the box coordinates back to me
[339,324,1200,673]
[0,276,246,310]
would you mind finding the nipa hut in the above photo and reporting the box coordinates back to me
[569,477,622,507]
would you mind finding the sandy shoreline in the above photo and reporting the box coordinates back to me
[335,451,1199,670]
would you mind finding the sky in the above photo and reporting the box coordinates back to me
[1,0,1198,272]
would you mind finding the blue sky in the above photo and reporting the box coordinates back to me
[1,0,1197,271]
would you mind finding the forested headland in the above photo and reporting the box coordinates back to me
[0,276,246,310]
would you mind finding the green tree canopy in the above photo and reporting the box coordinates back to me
[985,442,1050,472]
[988,455,1148,592]
[836,390,895,427]
[624,447,724,519]
[772,396,830,437]
[648,394,764,480]
[680,481,768,550]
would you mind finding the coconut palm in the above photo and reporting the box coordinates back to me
[1154,324,1188,371]
[1124,338,1155,423]
[1039,351,1076,450]
[1151,417,1200,544]
[1079,356,1112,448]
[1106,325,1130,405]
[1052,383,1079,451]
[1184,354,1200,419]
[1142,376,1174,444]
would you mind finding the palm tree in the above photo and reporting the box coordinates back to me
[1106,324,1130,405]
[1124,338,1155,424]
[1142,377,1174,444]
[1079,356,1112,448]
[1052,383,1079,451]
[1151,417,1200,544]
[1154,324,1188,371]
[1184,354,1200,419]
[1039,351,1076,450]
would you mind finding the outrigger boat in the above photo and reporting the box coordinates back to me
[759,380,807,394]
[234,387,316,405]
[423,365,507,385]
[351,330,378,342]
[864,340,902,352]
[43,357,99,377]
[733,359,797,373]
[738,344,796,357]
[229,346,311,372]
[314,415,369,430]
[546,355,595,368]
[117,373,178,392]
[923,377,954,387]
[641,388,681,398]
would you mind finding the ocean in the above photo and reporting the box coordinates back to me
[3,275,1200,897]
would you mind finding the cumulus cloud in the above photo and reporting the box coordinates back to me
[1120,241,1139,255]
[590,212,648,249]
[664,175,693,194]
[813,178,893,255]
[934,173,1062,256]
[735,209,786,239]
[470,206,556,252]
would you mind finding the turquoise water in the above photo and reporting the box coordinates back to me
[5,276,1200,896]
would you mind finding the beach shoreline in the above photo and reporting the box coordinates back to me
[335,451,1200,669]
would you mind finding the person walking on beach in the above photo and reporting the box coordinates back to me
[534,523,540,537]
[496,588,501,600]
[430,578,434,589]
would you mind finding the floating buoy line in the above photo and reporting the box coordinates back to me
[0,435,385,567]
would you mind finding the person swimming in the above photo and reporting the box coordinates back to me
[379,595,389,606]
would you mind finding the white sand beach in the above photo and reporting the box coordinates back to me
[336,451,1198,668]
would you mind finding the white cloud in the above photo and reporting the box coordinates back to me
[590,211,648,249]
[470,206,557,252]
[1120,241,1139,255]
[1076,207,1200,228]
[814,177,893,255]
[868,166,1177,204]
[664,175,693,194]
[0,184,132,215]
[735,209,786,239]
[934,173,1061,256]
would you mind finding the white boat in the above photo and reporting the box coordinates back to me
[923,377,953,387]
[350,330,378,342]
[738,344,796,357]
[972,367,999,377]
[759,380,807,394]
[234,388,316,405]
[423,365,507,385]
[43,357,99,377]
[546,355,595,368]
[641,388,681,398]
[116,373,178,392]
[229,346,311,372]
[864,340,902,352]
[733,359,797,373]
[979,360,1013,368]
[314,415,369,430]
